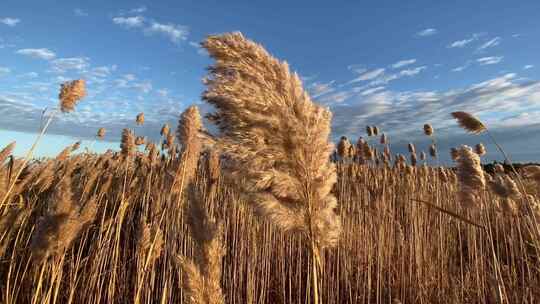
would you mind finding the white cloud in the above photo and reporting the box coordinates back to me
[0,67,10,76]
[349,68,385,83]
[331,73,540,145]
[416,28,437,37]
[477,37,501,51]
[16,48,56,60]
[477,56,503,65]
[524,65,534,70]
[399,66,427,76]
[74,8,88,16]
[130,6,147,13]
[133,81,152,93]
[361,86,385,96]
[452,61,472,72]
[448,37,476,48]
[309,81,336,97]
[90,65,117,78]
[112,16,145,28]
[145,22,189,44]
[1,18,20,27]
[391,59,416,69]
[157,89,169,98]
[50,57,90,73]
[347,64,367,75]
[17,72,39,79]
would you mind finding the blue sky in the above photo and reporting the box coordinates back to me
[1,0,540,162]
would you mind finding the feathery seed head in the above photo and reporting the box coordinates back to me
[429,144,437,159]
[160,123,170,137]
[120,129,136,158]
[136,112,145,125]
[97,128,106,139]
[451,111,486,134]
[423,124,433,136]
[366,126,373,137]
[201,32,341,248]
[408,143,416,154]
[456,145,485,207]
[59,79,86,113]
[380,133,388,145]
[475,143,486,156]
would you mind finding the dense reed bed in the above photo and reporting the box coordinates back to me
[1,32,540,303]
[0,145,539,303]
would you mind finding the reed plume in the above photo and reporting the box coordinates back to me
[408,143,416,154]
[0,142,16,165]
[451,111,486,134]
[366,126,374,137]
[201,32,341,303]
[136,113,145,125]
[120,129,136,158]
[97,128,106,139]
[178,185,225,304]
[420,151,426,161]
[429,144,437,159]
[372,126,379,136]
[423,124,433,136]
[173,105,203,195]
[59,79,86,113]
[160,124,170,137]
[475,143,486,156]
[455,145,485,208]
[30,165,97,262]
[380,133,388,145]
[337,136,351,160]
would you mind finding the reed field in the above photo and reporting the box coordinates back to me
[1,32,540,304]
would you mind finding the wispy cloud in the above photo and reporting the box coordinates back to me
[112,15,189,45]
[130,6,147,14]
[112,16,145,28]
[477,37,501,51]
[448,34,481,48]
[452,61,472,72]
[16,48,56,60]
[347,64,367,75]
[330,73,540,151]
[0,17,20,27]
[524,65,534,70]
[49,57,90,73]
[391,59,416,69]
[477,56,503,65]
[309,80,336,97]
[74,8,88,17]
[416,28,437,37]
[349,68,385,83]
[360,86,385,96]
[399,66,427,76]
[17,72,39,79]
[0,67,11,77]
[144,22,189,44]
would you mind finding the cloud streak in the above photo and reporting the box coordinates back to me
[391,59,416,69]
[416,28,437,37]
[477,56,503,65]
[16,48,56,60]
[0,17,20,27]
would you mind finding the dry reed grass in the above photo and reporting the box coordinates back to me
[0,32,539,304]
